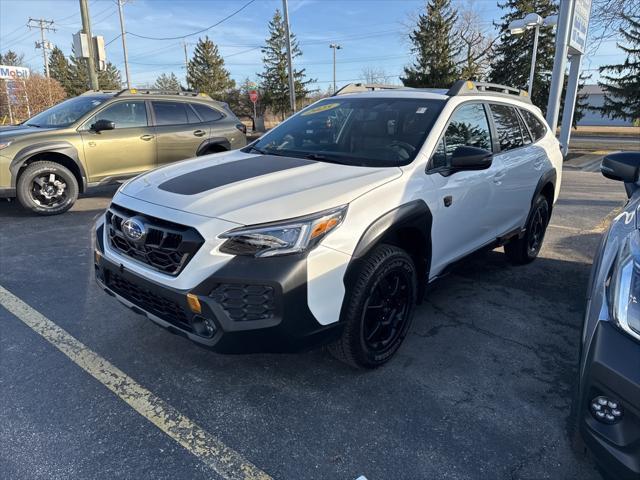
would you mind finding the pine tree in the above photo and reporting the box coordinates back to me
[154,72,182,91]
[401,0,461,88]
[598,14,640,124]
[489,0,557,112]
[0,50,24,66]
[98,62,122,90]
[258,9,314,119]
[48,47,73,96]
[67,54,90,96]
[187,36,235,100]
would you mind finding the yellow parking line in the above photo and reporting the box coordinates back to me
[0,285,272,480]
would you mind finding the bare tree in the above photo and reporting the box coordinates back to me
[590,0,640,41]
[455,8,495,81]
[361,66,392,84]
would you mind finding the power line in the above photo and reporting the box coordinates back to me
[0,24,27,41]
[126,0,256,41]
[1,29,37,51]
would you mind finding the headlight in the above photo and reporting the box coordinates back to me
[219,205,347,257]
[0,139,13,150]
[608,233,640,339]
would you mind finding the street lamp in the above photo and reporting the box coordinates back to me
[508,13,557,97]
[329,43,342,93]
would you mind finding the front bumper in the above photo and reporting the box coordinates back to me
[578,321,640,480]
[94,224,342,353]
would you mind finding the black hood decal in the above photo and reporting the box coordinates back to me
[158,155,315,195]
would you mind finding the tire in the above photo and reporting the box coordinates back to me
[504,193,550,265]
[16,161,79,216]
[328,244,417,369]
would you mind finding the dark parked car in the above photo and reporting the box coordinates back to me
[574,152,640,479]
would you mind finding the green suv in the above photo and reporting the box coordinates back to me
[0,89,247,215]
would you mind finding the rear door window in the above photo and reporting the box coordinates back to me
[152,101,190,126]
[520,109,547,141]
[490,104,525,152]
[191,103,224,122]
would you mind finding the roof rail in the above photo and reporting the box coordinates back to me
[81,90,121,95]
[333,83,402,96]
[447,80,532,103]
[113,88,212,99]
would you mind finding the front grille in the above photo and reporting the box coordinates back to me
[106,204,204,276]
[106,271,192,331]
[209,284,276,322]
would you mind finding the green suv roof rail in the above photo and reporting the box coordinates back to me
[113,88,212,99]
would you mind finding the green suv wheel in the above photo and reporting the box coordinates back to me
[17,161,79,216]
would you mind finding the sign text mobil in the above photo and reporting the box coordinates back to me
[0,65,30,80]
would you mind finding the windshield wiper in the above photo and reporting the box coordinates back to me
[25,123,42,128]
[246,145,267,155]
[303,153,350,165]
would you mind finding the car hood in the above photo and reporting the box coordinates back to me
[119,149,402,225]
[0,125,58,139]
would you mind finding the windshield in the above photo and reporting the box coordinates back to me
[25,95,111,128]
[247,97,444,167]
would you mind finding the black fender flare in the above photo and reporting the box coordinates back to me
[196,137,231,156]
[9,141,87,191]
[532,168,557,208]
[344,199,433,302]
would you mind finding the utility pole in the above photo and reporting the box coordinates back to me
[329,43,342,93]
[28,18,55,78]
[281,0,296,113]
[183,41,190,89]
[79,0,99,90]
[117,0,131,89]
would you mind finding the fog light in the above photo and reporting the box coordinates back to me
[590,396,623,424]
[190,315,216,338]
[186,293,202,314]
[94,250,102,264]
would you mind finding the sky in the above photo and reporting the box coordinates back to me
[0,0,627,92]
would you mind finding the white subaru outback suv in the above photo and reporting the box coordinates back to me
[94,81,562,368]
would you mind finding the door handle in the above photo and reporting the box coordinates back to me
[140,134,154,141]
[193,130,206,137]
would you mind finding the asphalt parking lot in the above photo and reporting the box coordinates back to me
[0,168,627,480]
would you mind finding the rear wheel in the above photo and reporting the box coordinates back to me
[16,161,78,215]
[329,244,417,369]
[504,193,550,265]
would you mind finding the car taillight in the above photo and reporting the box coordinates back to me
[236,123,247,134]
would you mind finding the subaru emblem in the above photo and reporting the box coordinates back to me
[121,217,146,242]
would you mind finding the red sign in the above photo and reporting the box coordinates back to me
[249,90,258,103]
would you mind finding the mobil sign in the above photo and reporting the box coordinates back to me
[0,65,30,80]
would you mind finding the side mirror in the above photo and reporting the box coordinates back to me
[601,152,640,183]
[91,119,115,132]
[450,146,493,171]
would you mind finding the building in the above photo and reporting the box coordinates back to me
[577,84,634,127]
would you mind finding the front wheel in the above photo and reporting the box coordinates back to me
[504,194,550,265]
[328,244,417,369]
[16,161,79,215]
